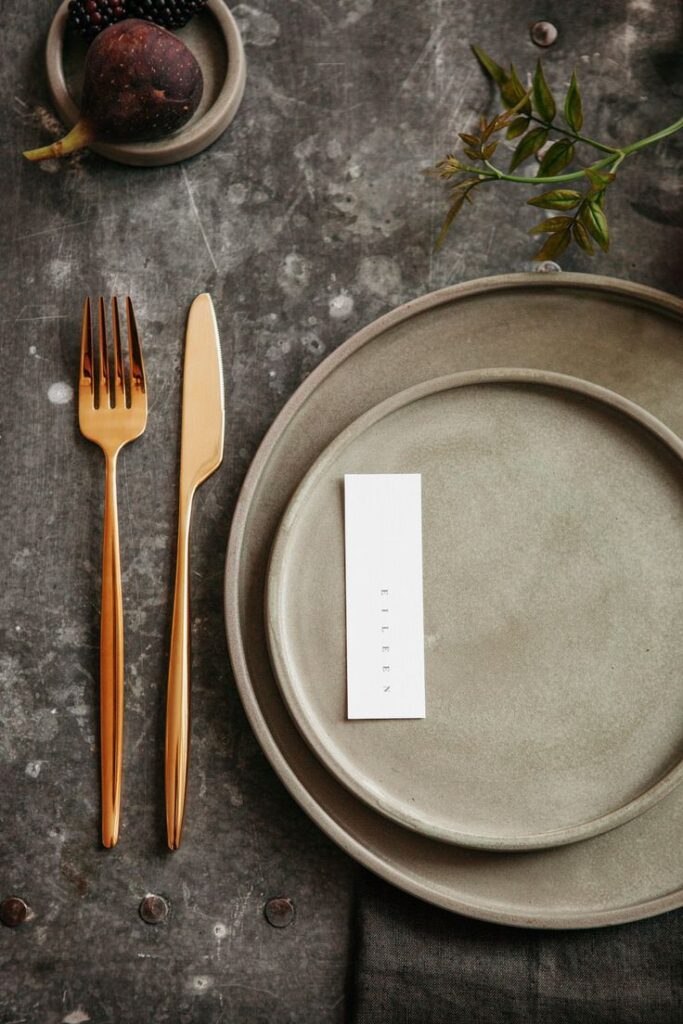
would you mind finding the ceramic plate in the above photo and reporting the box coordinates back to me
[266,369,683,850]
[226,274,683,926]
[46,0,246,166]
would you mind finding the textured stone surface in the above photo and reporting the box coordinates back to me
[0,0,681,1021]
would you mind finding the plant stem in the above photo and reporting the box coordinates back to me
[610,152,626,174]
[23,120,94,161]
[528,113,619,154]
[480,113,683,184]
[620,114,683,154]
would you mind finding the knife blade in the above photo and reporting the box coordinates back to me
[165,293,224,850]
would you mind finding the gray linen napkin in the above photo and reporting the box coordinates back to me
[349,872,682,1024]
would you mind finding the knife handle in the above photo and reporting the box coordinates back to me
[165,496,193,850]
[100,451,124,848]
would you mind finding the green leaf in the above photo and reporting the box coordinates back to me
[509,126,548,171]
[584,167,616,192]
[572,221,594,254]
[471,45,508,86]
[490,100,531,135]
[529,216,573,235]
[537,140,574,176]
[527,188,583,211]
[490,110,514,133]
[506,116,529,140]
[509,65,527,95]
[534,229,571,261]
[501,65,531,112]
[532,60,556,122]
[500,80,521,108]
[564,70,583,132]
[580,200,609,251]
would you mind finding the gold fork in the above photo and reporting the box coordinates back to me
[79,297,147,848]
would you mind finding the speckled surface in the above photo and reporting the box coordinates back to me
[0,0,681,1021]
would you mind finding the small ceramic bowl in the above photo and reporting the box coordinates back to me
[45,0,246,166]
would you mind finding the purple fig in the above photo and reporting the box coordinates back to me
[24,19,203,161]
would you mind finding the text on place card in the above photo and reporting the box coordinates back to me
[344,474,425,720]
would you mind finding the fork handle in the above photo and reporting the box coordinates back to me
[100,450,124,848]
[165,495,194,850]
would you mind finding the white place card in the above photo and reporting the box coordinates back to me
[344,474,425,720]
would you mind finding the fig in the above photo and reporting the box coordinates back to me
[24,19,203,161]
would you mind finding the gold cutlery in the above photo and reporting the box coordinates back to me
[79,297,147,848]
[165,294,224,850]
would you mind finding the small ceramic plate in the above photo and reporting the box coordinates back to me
[226,273,683,927]
[266,368,683,851]
[45,0,246,166]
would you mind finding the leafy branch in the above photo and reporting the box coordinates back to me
[429,46,683,260]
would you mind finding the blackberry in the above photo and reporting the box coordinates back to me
[127,0,208,30]
[67,0,128,41]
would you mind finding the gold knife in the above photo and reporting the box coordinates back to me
[165,293,224,850]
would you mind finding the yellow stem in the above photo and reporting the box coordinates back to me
[23,120,94,162]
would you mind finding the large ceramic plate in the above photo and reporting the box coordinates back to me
[266,369,683,851]
[225,274,683,927]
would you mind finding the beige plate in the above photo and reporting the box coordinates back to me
[266,368,683,851]
[46,0,246,166]
[226,273,683,926]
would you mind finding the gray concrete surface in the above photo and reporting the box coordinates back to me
[1,0,681,1021]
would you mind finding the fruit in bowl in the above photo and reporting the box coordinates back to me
[24,19,203,160]
[67,0,208,40]
[67,0,127,41]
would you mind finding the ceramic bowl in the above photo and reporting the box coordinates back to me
[45,0,246,166]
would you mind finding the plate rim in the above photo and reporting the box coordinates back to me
[45,0,247,167]
[225,272,683,928]
[265,366,683,851]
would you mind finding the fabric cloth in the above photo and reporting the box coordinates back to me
[349,871,682,1024]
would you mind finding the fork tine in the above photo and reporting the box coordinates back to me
[97,297,110,409]
[126,297,146,408]
[80,297,94,406]
[111,297,126,408]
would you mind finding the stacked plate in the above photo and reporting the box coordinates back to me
[225,273,683,928]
